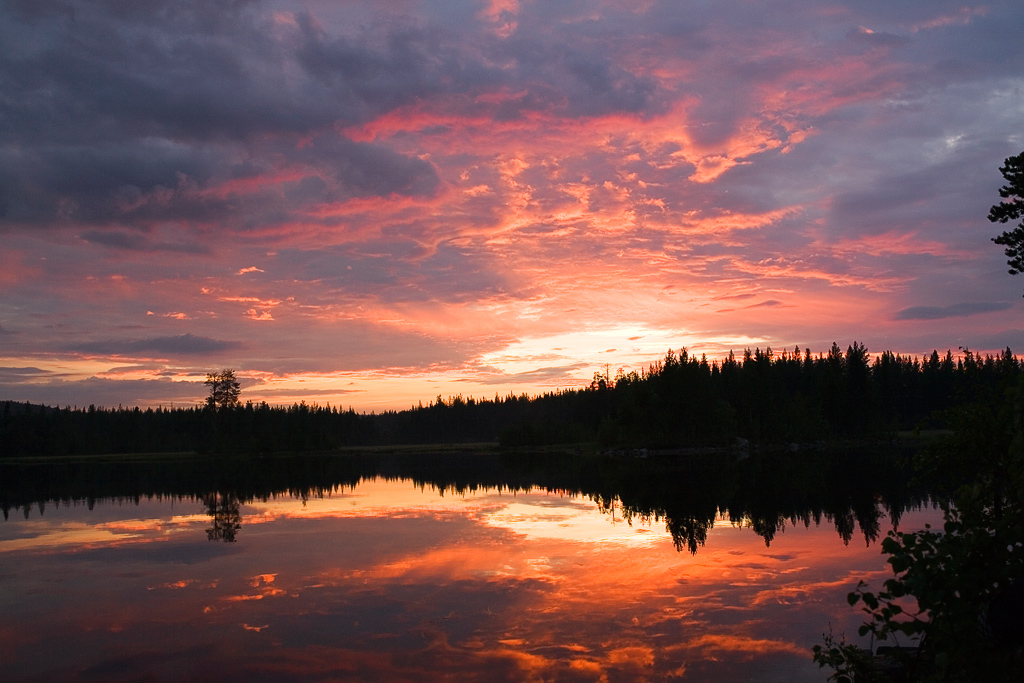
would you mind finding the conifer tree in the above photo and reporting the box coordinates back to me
[989,150,1024,287]
[205,369,240,410]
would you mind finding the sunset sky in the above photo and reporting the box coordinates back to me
[2,0,1023,410]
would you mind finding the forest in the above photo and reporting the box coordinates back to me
[1,342,1020,457]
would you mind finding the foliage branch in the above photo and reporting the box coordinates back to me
[991,151,1024,284]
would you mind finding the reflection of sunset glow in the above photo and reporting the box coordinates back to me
[0,514,208,553]
[0,524,138,553]
[1,477,942,681]
[482,500,668,546]
[243,478,503,521]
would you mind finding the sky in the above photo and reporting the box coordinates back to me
[2,0,1023,411]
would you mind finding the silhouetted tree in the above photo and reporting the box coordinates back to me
[990,150,1024,288]
[205,369,240,410]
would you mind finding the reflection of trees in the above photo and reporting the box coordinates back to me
[2,449,929,553]
[583,448,926,555]
[203,492,241,542]
[665,514,715,554]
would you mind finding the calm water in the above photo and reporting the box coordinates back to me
[0,451,937,682]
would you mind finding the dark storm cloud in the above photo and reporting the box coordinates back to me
[67,333,242,356]
[895,302,1012,321]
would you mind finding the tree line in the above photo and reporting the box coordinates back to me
[1,342,1020,457]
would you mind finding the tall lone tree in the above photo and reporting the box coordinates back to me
[989,150,1024,292]
[205,369,240,409]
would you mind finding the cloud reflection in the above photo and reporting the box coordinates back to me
[0,478,941,681]
[0,514,207,553]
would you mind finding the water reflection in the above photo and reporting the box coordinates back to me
[0,450,936,682]
[1,449,927,552]
[203,492,241,542]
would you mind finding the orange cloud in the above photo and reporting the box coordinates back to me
[245,309,275,321]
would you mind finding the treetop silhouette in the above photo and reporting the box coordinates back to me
[989,150,1024,287]
[205,369,240,410]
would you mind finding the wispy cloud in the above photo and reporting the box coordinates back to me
[0,366,59,382]
[744,300,786,309]
[895,302,1013,321]
[475,363,588,386]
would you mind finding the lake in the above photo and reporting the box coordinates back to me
[0,450,936,682]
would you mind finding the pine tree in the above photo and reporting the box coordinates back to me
[205,369,241,410]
